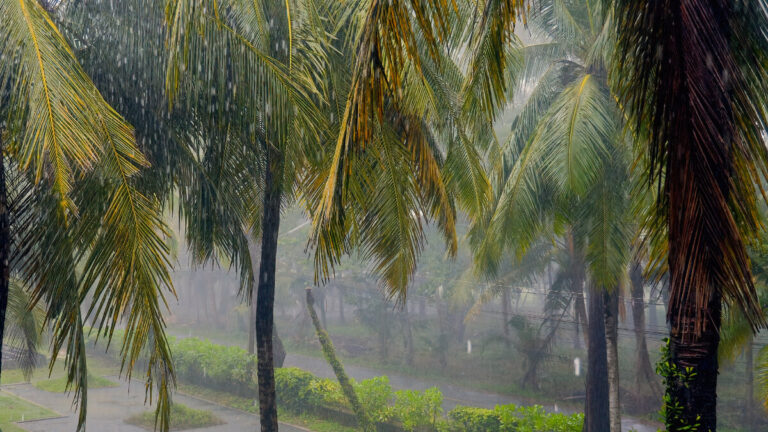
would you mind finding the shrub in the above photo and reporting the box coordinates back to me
[355,376,394,423]
[172,338,257,397]
[275,367,325,412]
[392,388,443,431]
[494,404,583,432]
[446,406,501,432]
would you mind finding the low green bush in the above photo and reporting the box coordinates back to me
[392,388,443,431]
[495,404,583,432]
[355,376,394,423]
[276,367,331,411]
[446,406,501,431]
[85,334,583,432]
[172,338,257,397]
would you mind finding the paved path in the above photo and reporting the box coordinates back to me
[1,378,304,432]
[285,353,660,432]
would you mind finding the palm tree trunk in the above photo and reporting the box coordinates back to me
[667,291,721,431]
[604,288,621,432]
[255,147,283,431]
[306,288,373,431]
[502,288,511,348]
[574,288,587,349]
[0,140,9,380]
[249,277,256,354]
[337,284,345,324]
[584,284,609,432]
[630,262,661,397]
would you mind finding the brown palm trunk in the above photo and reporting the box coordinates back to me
[255,147,283,431]
[574,287,588,349]
[583,285,609,432]
[630,262,661,396]
[337,284,345,324]
[0,141,9,380]
[306,289,372,431]
[502,289,510,348]
[667,291,721,431]
[745,336,754,429]
[248,276,256,354]
[604,288,621,432]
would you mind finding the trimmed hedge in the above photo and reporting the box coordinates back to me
[86,333,583,431]
[447,406,501,431]
[172,337,257,397]
[444,405,583,432]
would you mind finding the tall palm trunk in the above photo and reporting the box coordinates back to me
[630,262,661,397]
[584,284,609,432]
[0,140,9,380]
[604,288,620,432]
[613,1,768,429]
[256,147,283,431]
[667,292,721,431]
[502,288,510,348]
[249,276,256,354]
[306,288,372,431]
[574,285,588,349]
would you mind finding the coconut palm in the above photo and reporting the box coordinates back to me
[612,0,768,429]
[467,2,635,430]
[0,1,175,430]
[162,0,345,428]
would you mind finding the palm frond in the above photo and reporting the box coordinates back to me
[0,0,143,214]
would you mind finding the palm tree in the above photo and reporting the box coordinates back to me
[468,2,634,430]
[0,1,175,430]
[316,2,630,431]
[613,1,768,429]
[163,1,340,428]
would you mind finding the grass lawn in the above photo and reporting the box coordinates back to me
[33,372,118,393]
[0,391,58,431]
[1,355,121,386]
[125,403,223,431]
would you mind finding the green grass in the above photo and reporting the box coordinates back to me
[34,372,118,393]
[125,403,223,431]
[1,355,121,386]
[0,391,59,431]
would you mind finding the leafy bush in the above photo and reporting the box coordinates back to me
[495,404,583,432]
[392,388,443,431]
[172,338,257,397]
[442,404,583,432]
[275,367,326,412]
[446,406,501,431]
[355,376,394,423]
[85,334,583,431]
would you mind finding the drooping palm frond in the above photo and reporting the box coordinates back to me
[0,0,145,214]
[4,279,45,381]
[318,0,529,222]
[612,0,768,333]
[2,3,176,430]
